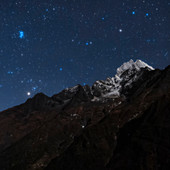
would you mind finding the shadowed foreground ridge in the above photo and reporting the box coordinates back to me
[0,60,170,170]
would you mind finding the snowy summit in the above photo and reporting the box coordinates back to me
[92,59,154,99]
[116,59,154,77]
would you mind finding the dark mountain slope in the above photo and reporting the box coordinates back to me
[46,66,170,170]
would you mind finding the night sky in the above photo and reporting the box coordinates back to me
[0,0,169,111]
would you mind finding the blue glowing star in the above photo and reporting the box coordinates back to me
[59,68,63,71]
[32,86,38,91]
[7,71,14,74]
[146,13,149,16]
[86,42,89,46]
[132,11,135,15]
[101,17,105,20]
[19,31,24,39]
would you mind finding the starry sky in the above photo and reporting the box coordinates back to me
[0,0,169,111]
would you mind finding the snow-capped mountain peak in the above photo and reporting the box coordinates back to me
[135,59,154,70]
[92,59,154,99]
[116,59,154,77]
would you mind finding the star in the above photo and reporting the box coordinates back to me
[32,86,38,91]
[132,11,135,15]
[119,29,123,32]
[27,92,31,96]
[7,71,14,74]
[19,31,24,39]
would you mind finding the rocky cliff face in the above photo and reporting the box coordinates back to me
[0,60,169,170]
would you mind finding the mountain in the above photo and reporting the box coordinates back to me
[0,59,169,170]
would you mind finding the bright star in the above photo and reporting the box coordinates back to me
[119,29,123,32]
[59,68,63,71]
[86,42,89,45]
[101,17,105,20]
[19,31,24,39]
[146,13,149,16]
[27,92,31,96]
[132,11,135,15]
